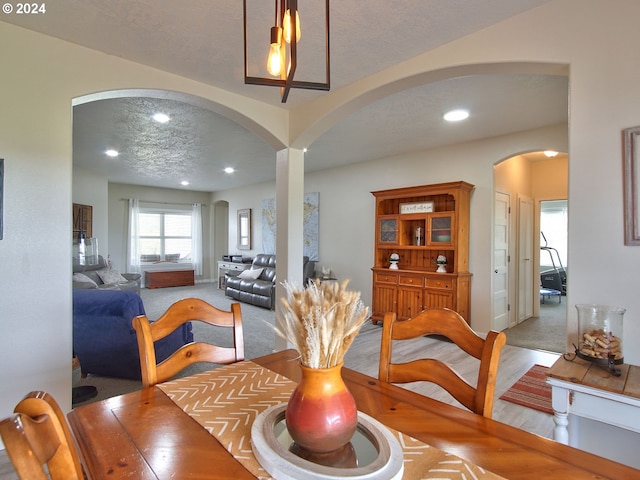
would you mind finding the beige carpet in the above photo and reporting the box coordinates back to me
[504,300,567,354]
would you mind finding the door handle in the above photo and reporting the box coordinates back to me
[495,269,498,273]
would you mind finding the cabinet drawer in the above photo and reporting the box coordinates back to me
[374,272,398,284]
[425,277,453,289]
[398,275,423,287]
[226,263,247,271]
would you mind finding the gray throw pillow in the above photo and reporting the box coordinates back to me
[73,272,98,287]
[96,269,129,285]
[238,268,263,280]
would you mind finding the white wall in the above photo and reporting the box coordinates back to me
[2,1,640,436]
[0,26,75,427]
[212,201,230,279]
[532,157,569,201]
[73,166,109,254]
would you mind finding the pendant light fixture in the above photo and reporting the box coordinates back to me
[243,0,330,103]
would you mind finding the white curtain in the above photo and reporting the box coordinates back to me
[128,198,141,273]
[192,203,203,276]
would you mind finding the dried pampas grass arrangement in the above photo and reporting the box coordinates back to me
[277,279,369,369]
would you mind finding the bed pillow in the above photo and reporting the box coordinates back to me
[238,268,263,280]
[73,272,98,286]
[96,269,129,285]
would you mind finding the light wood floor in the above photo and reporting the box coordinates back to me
[0,321,559,478]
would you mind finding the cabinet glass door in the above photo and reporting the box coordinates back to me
[429,214,453,244]
[378,217,398,244]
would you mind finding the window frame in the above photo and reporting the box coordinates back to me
[138,206,193,263]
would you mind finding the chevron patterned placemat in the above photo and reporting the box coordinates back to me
[158,361,505,479]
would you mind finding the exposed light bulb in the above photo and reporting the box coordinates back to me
[283,9,301,43]
[224,167,235,174]
[543,150,559,157]
[267,26,283,76]
[105,149,119,157]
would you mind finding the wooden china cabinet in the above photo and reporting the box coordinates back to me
[371,181,474,324]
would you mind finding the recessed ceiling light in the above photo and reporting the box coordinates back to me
[443,109,469,122]
[153,113,170,123]
[181,180,189,186]
[543,150,559,157]
[105,149,119,157]
[224,167,235,174]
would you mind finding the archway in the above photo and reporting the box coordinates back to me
[72,90,280,280]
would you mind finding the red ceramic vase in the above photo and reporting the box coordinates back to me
[285,362,358,454]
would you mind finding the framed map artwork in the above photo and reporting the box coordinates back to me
[262,192,319,261]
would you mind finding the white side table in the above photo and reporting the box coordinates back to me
[217,261,252,289]
[547,357,640,469]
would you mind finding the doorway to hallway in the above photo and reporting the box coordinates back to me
[505,199,568,353]
[494,152,568,353]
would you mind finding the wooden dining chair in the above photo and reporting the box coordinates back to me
[0,391,84,480]
[379,308,506,418]
[133,297,245,387]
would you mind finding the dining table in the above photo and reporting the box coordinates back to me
[67,349,640,479]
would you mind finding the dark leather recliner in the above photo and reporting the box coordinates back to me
[224,254,315,309]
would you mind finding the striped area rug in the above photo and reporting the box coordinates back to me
[499,364,553,414]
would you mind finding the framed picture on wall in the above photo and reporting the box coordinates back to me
[73,203,93,240]
[623,126,640,245]
[237,208,251,250]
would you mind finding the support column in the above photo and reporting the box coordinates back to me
[274,147,305,350]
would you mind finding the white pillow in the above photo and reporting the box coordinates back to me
[238,268,263,280]
[73,272,97,286]
[96,269,128,285]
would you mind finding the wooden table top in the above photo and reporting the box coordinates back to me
[68,349,640,479]
[547,356,640,399]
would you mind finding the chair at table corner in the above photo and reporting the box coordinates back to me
[132,297,245,388]
[0,391,84,480]
[379,308,507,419]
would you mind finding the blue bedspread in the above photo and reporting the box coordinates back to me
[73,289,193,380]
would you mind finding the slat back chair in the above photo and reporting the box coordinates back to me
[0,391,84,480]
[379,308,506,418]
[133,298,244,387]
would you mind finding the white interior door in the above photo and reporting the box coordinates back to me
[493,192,510,331]
[518,195,534,323]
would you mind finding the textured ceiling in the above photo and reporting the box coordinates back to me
[2,0,567,191]
[73,97,276,191]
